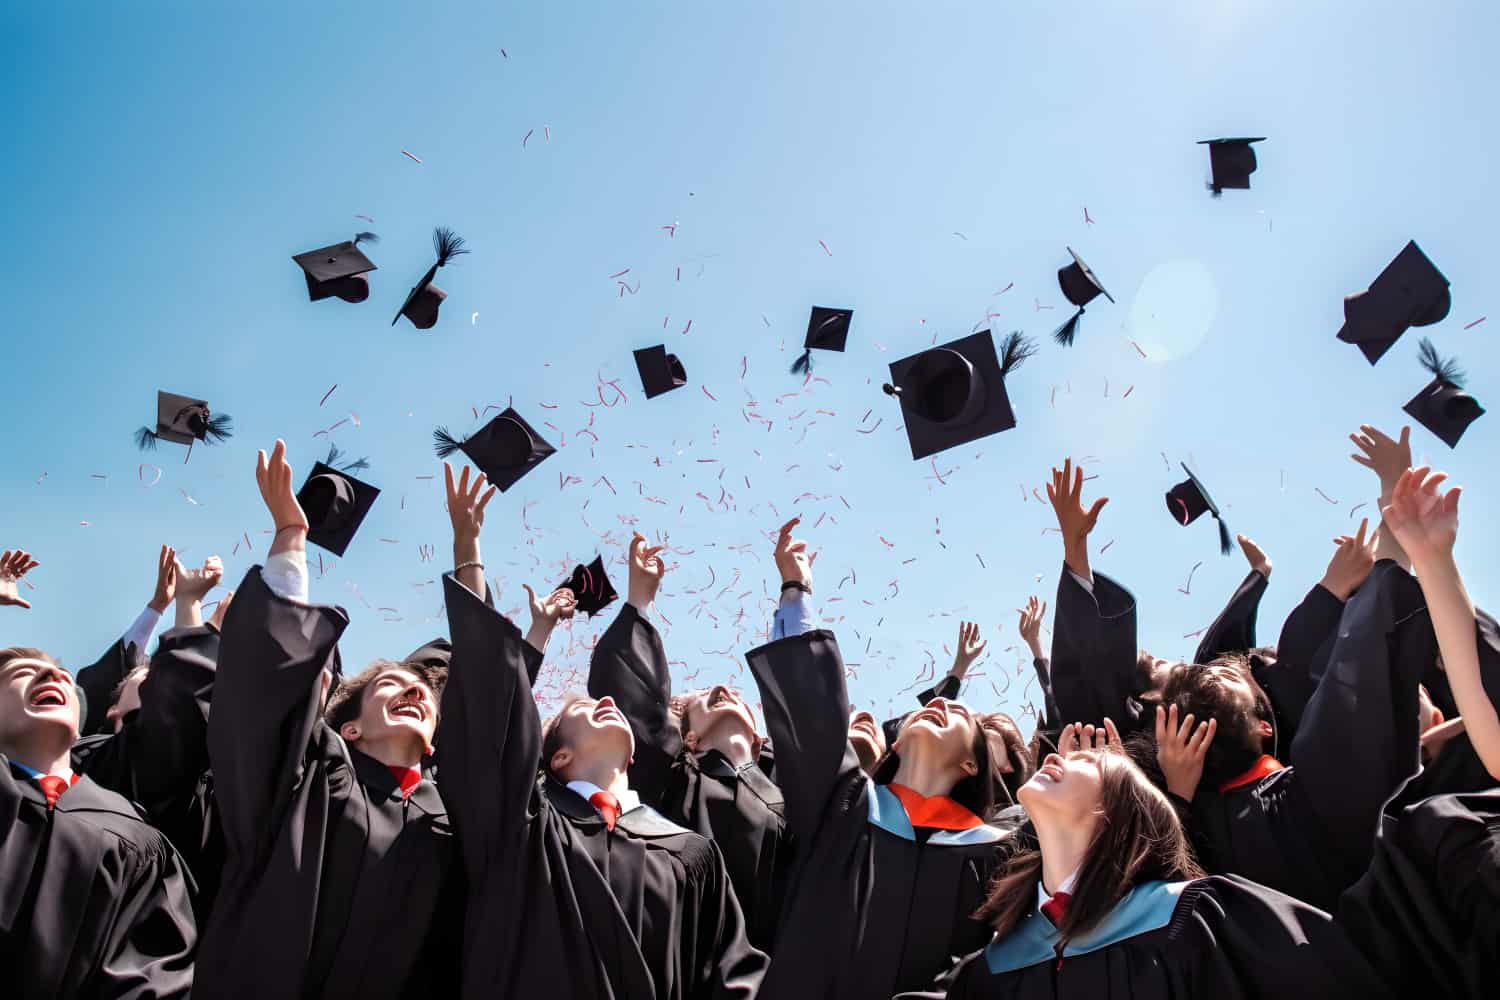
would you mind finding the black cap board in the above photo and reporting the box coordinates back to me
[433,407,555,492]
[1337,241,1451,365]
[558,555,618,617]
[135,391,234,452]
[1053,247,1113,346]
[293,233,378,303]
[634,345,688,398]
[790,306,853,374]
[1165,462,1232,555]
[880,330,1036,460]
[297,458,380,557]
[393,227,469,330]
[404,638,453,669]
[1403,338,1484,448]
[1198,137,1265,194]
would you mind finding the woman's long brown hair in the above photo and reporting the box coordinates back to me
[976,748,1203,946]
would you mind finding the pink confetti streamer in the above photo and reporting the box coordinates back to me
[681,319,693,335]
[1100,539,1116,553]
[608,268,631,279]
[1314,488,1340,505]
[522,128,533,147]
[1464,316,1487,330]
[320,383,338,407]
[1129,340,1148,358]
[1349,502,1368,520]
[138,464,162,486]
[354,214,375,223]
[1178,561,1203,595]
[401,149,423,164]
[1123,385,1134,398]
[701,385,718,401]
[818,240,832,256]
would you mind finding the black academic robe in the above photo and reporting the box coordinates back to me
[75,635,143,737]
[1049,568,1144,737]
[588,602,793,953]
[193,567,457,1000]
[439,573,766,1000]
[1183,560,1432,911]
[1,761,197,1000]
[900,875,1391,999]
[1192,568,1267,665]
[1340,788,1500,999]
[1262,581,1347,754]
[73,623,226,916]
[747,630,1013,1000]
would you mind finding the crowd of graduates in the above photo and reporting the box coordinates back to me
[3,415,1498,999]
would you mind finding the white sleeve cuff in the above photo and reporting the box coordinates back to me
[1067,568,1094,594]
[121,606,162,659]
[263,550,310,604]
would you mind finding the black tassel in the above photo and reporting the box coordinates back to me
[202,414,234,444]
[998,331,1039,376]
[1417,337,1465,387]
[1216,517,1233,556]
[134,427,159,451]
[325,444,370,473]
[433,426,465,459]
[881,383,901,398]
[433,227,470,267]
[1052,307,1084,347]
[790,350,812,375]
[354,231,379,245]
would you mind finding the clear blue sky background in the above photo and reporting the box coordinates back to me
[4,1,1497,724]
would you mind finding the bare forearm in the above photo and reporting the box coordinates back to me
[453,537,485,603]
[1411,552,1500,778]
[175,599,204,629]
[1375,491,1412,570]
[1062,537,1091,584]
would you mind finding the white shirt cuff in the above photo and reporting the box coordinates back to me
[121,606,162,660]
[1067,568,1094,594]
[263,550,310,603]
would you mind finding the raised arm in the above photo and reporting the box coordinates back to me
[1193,534,1271,664]
[1018,595,1061,735]
[173,555,224,629]
[0,548,40,610]
[76,545,177,736]
[1350,423,1414,571]
[918,620,986,706]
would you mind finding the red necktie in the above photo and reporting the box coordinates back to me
[1041,891,1071,928]
[38,774,79,811]
[387,765,422,799]
[589,790,621,831]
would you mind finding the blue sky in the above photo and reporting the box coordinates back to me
[3,1,1497,724]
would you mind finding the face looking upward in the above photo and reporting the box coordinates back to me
[682,685,761,752]
[848,710,886,773]
[338,667,440,756]
[893,698,981,779]
[1018,750,1106,833]
[0,655,81,753]
[548,696,636,775]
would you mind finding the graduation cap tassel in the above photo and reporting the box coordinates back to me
[1215,516,1234,556]
[1417,337,1466,387]
[325,444,370,473]
[1052,307,1084,347]
[202,414,234,445]
[789,349,812,375]
[432,227,470,267]
[998,331,1039,376]
[432,426,465,459]
[353,231,379,246]
[134,427,160,451]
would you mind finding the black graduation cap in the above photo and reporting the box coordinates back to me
[432,407,555,492]
[633,345,688,399]
[1053,247,1114,347]
[790,306,853,374]
[135,391,234,453]
[1403,338,1484,448]
[880,330,1036,460]
[404,637,452,669]
[1165,462,1233,555]
[292,233,379,303]
[393,227,469,330]
[1198,137,1265,194]
[1337,241,1451,365]
[557,555,618,617]
[296,446,379,557]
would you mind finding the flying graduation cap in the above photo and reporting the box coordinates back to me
[393,227,469,330]
[557,555,618,617]
[633,345,688,398]
[1337,241,1451,365]
[433,407,555,492]
[1165,462,1233,555]
[881,330,1037,460]
[1053,248,1114,347]
[292,233,379,302]
[1404,338,1484,448]
[790,306,853,374]
[296,445,379,557]
[1198,137,1265,195]
[135,391,233,456]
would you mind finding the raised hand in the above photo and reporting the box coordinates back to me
[149,544,179,613]
[445,462,497,601]
[256,441,310,559]
[951,621,987,677]
[1156,704,1216,801]
[522,583,578,652]
[208,589,235,631]
[1382,467,1460,567]
[1058,718,1121,754]
[1319,517,1380,600]
[0,549,39,610]
[1017,596,1046,659]
[176,556,224,601]
[1350,424,1413,495]
[1046,457,1108,580]
[1237,533,1272,578]
[774,517,815,592]
[627,532,668,611]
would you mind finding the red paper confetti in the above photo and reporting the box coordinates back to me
[1464,316,1486,330]
[522,128,534,147]
[400,149,423,164]
[818,240,832,256]
[1314,488,1339,505]
[701,385,718,401]
[320,384,337,407]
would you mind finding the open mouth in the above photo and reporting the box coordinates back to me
[707,688,736,709]
[593,704,623,724]
[912,705,948,727]
[29,683,70,710]
[1034,762,1065,784]
[389,699,427,723]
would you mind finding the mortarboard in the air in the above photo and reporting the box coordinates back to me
[557,555,618,617]
[1337,241,1451,365]
[880,330,1037,460]
[296,446,380,557]
[634,345,688,399]
[790,306,853,374]
[135,391,234,454]
[432,407,555,492]
[404,638,452,669]
[1053,247,1114,347]
[1403,338,1484,448]
[292,233,379,303]
[393,227,469,330]
[1165,462,1233,555]
[1198,137,1265,195]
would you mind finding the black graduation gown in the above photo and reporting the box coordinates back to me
[1,761,197,1000]
[75,635,141,737]
[193,567,458,1000]
[899,875,1392,1000]
[439,573,766,1000]
[1192,568,1267,665]
[1339,788,1500,999]
[588,602,793,953]
[747,630,1013,1000]
[1262,581,1346,753]
[1183,560,1433,911]
[1049,568,1144,737]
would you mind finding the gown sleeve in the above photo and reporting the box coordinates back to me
[587,602,681,805]
[686,838,769,1000]
[75,637,135,737]
[1193,569,1268,664]
[1048,567,1141,733]
[95,833,199,1000]
[1265,582,1346,744]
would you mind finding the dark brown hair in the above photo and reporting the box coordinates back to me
[977,748,1203,945]
[540,695,592,775]
[1159,654,1275,789]
[325,659,447,734]
[981,712,1033,809]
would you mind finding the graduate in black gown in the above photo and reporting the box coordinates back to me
[899,745,1391,999]
[436,461,766,1000]
[193,441,458,1000]
[0,640,197,1000]
[588,530,793,953]
[1191,533,1271,666]
[746,517,1015,1000]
